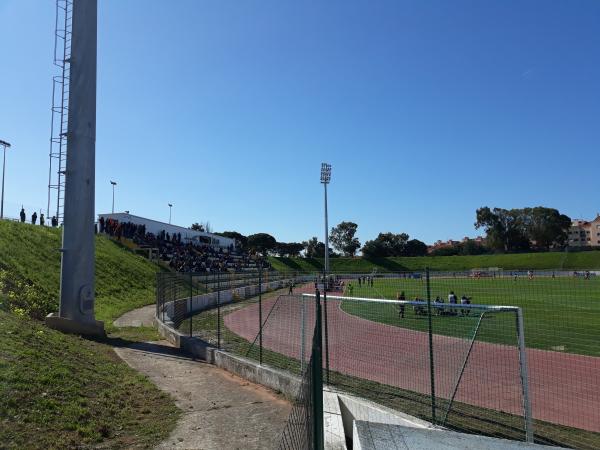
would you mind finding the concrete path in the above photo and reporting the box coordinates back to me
[113,305,291,449]
[113,304,156,327]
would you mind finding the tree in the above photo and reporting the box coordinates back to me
[216,231,248,251]
[475,207,529,253]
[329,221,361,256]
[190,221,212,233]
[247,233,277,255]
[286,242,305,257]
[274,242,305,257]
[523,207,571,250]
[303,237,320,257]
[476,206,570,252]
[190,223,205,232]
[403,239,428,257]
[362,232,410,257]
[302,237,332,258]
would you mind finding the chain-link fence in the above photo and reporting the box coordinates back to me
[156,268,600,449]
[277,292,325,450]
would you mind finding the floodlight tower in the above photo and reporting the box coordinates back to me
[0,139,12,220]
[168,203,173,224]
[320,163,331,273]
[46,0,104,336]
[110,180,117,213]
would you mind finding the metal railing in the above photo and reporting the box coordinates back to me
[156,268,600,449]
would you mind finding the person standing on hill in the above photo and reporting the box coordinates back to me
[31,211,37,225]
[19,207,26,222]
[40,214,45,226]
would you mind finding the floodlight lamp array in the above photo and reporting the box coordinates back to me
[320,163,332,184]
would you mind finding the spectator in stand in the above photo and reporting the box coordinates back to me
[20,207,26,223]
[31,212,37,225]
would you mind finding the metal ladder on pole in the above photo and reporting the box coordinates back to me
[47,0,73,225]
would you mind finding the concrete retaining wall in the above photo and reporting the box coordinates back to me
[159,276,311,325]
[155,277,311,398]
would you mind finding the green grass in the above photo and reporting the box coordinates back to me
[269,250,600,273]
[340,275,600,356]
[0,220,180,447]
[0,220,163,327]
[0,309,180,449]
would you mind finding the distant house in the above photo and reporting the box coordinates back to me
[427,236,486,254]
[568,215,600,248]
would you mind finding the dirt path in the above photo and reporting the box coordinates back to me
[113,304,156,327]
[113,306,291,449]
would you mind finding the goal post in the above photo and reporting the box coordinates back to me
[301,293,533,442]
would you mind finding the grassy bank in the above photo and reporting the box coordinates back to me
[0,220,180,447]
[0,309,179,448]
[269,250,600,273]
[0,220,161,326]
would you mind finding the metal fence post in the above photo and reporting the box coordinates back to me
[156,273,160,319]
[300,293,306,373]
[189,272,193,337]
[313,289,324,450]
[322,272,330,385]
[217,271,221,350]
[426,267,436,424]
[259,264,263,365]
[516,307,534,443]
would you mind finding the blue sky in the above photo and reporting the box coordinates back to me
[1,1,599,246]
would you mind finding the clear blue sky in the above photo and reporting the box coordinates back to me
[1,1,599,246]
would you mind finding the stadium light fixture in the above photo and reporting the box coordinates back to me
[168,203,173,224]
[320,163,331,184]
[320,163,332,274]
[0,139,12,220]
[110,180,117,214]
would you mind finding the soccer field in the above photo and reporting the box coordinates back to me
[340,275,600,356]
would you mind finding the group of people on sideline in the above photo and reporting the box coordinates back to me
[18,207,58,227]
[396,290,472,318]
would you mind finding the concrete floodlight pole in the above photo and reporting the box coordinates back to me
[110,180,116,213]
[46,0,104,336]
[0,140,11,220]
[168,203,173,224]
[320,163,331,274]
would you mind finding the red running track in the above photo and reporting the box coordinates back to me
[224,295,600,433]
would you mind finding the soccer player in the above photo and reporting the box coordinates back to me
[397,291,406,319]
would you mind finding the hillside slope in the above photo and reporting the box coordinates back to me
[0,308,179,448]
[0,221,179,448]
[269,250,600,273]
[0,220,160,322]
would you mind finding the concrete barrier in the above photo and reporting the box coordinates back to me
[158,276,312,326]
[213,351,301,399]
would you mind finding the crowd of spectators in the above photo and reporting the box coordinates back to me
[99,217,268,274]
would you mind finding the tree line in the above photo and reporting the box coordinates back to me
[193,205,573,258]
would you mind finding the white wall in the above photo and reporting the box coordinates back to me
[98,212,235,248]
